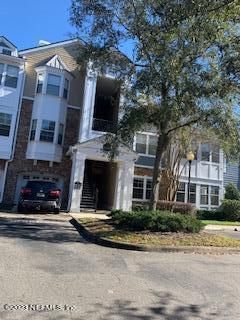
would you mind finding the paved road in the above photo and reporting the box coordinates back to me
[0,212,240,320]
[206,229,240,240]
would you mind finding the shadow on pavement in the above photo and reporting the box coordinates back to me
[85,291,223,320]
[0,291,225,320]
[0,216,88,244]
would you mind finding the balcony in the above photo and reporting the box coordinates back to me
[92,118,116,133]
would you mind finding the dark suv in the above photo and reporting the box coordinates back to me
[17,180,61,213]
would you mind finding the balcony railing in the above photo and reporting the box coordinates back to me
[92,118,116,133]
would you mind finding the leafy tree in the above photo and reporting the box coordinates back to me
[160,127,222,202]
[70,0,240,210]
[225,183,240,200]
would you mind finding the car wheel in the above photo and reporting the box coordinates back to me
[54,208,60,214]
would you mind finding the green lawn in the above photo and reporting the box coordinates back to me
[201,220,240,226]
[78,218,240,248]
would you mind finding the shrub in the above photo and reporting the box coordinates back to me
[225,183,240,200]
[157,200,196,215]
[132,202,149,212]
[196,209,223,220]
[109,210,204,233]
[219,199,240,221]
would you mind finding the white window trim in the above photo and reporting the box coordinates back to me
[0,112,12,137]
[200,185,220,207]
[35,65,72,99]
[39,119,56,143]
[200,143,220,164]
[132,175,152,201]
[134,132,157,158]
[176,182,197,204]
[0,62,19,89]
[46,73,62,97]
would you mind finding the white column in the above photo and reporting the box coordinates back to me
[196,184,201,209]
[113,162,124,209]
[120,160,135,211]
[69,151,86,212]
[78,62,97,142]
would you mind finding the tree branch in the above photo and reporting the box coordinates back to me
[166,117,202,135]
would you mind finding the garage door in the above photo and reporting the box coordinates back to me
[14,173,64,204]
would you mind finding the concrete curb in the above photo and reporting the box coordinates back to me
[70,218,240,255]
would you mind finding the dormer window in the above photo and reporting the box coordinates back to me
[36,73,44,93]
[0,37,18,57]
[2,48,12,56]
[46,74,61,96]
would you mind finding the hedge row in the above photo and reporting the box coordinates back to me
[197,199,240,221]
[132,200,196,215]
[109,210,204,233]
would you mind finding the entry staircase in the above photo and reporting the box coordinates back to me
[80,172,96,211]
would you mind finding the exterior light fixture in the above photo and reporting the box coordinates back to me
[186,151,195,203]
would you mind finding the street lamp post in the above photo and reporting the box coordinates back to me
[187,151,195,203]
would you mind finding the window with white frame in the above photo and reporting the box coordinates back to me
[176,182,196,204]
[210,186,219,206]
[145,179,152,199]
[2,48,12,56]
[148,135,157,156]
[201,144,210,161]
[5,65,19,88]
[201,143,220,163]
[57,123,64,145]
[0,112,12,136]
[36,73,44,93]
[135,133,157,156]
[135,134,147,154]
[211,145,220,163]
[30,119,37,141]
[133,177,152,200]
[133,178,144,199]
[63,78,69,99]
[0,63,3,85]
[176,182,185,202]
[46,74,61,96]
[200,185,209,205]
[189,183,196,204]
[40,120,55,142]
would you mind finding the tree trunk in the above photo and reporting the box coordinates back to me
[149,133,170,211]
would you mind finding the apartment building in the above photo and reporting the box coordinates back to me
[0,36,25,202]
[133,133,225,210]
[0,36,234,211]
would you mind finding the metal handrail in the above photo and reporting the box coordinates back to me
[92,118,116,133]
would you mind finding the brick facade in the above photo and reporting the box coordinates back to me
[0,160,6,171]
[3,99,80,209]
[134,166,153,176]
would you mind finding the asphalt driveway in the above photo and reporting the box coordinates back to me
[0,211,240,320]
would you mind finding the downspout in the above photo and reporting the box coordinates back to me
[0,67,26,203]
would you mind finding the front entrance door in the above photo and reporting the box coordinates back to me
[81,160,117,210]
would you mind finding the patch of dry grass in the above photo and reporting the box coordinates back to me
[78,218,240,248]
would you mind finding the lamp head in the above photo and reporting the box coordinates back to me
[187,151,195,161]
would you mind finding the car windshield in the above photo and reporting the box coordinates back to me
[25,181,56,190]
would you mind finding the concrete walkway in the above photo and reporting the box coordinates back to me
[70,211,110,220]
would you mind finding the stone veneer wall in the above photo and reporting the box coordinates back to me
[3,99,80,209]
